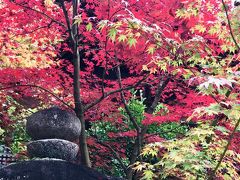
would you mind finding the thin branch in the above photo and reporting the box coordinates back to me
[129,127,147,165]
[115,63,140,132]
[84,74,149,111]
[210,118,240,179]
[0,84,73,110]
[12,1,66,28]
[101,35,110,96]
[128,74,171,169]
[58,0,75,43]
[221,0,240,50]
[114,45,147,179]
[97,141,128,174]
[146,75,170,114]
[144,124,184,140]
[210,94,220,104]
[10,22,53,39]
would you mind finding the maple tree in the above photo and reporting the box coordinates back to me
[0,0,239,179]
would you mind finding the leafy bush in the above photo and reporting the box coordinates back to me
[134,123,240,179]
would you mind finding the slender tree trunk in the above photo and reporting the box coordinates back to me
[73,42,91,166]
[126,127,147,180]
[126,76,170,179]
[72,0,91,167]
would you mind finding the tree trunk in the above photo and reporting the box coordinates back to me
[72,0,91,167]
[73,33,91,167]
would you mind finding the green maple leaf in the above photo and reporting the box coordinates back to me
[142,170,154,180]
[86,22,92,31]
[128,37,137,47]
[108,28,117,42]
[118,34,127,42]
[147,45,156,54]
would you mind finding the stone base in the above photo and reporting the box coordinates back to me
[0,159,121,180]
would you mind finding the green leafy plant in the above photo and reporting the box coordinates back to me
[1,96,37,154]
[134,123,240,179]
[119,90,146,128]
[153,103,169,116]
[148,122,188,140]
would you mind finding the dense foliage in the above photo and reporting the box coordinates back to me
[0,0,239,179]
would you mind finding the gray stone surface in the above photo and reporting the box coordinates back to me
[0,159,122,180]
[27,139,79,161]
[26,107,81,141]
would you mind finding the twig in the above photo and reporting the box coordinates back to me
[84,74,149,111]
[10,22,53,39]
[114,45,140,132]
[221,0,240,50]
[0,84,73,110]
[58,0,75,43]
[97,140,128,174]
[12,1,66,28]
[209,118,240,179]
[144,124,184,140]
[146,75,170,114]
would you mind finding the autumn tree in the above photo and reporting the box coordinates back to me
[0,0,239,179]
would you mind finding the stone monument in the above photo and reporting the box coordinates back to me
[0,107,120,180]
[26,107,81,161]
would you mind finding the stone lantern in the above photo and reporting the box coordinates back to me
[26,107,81,161]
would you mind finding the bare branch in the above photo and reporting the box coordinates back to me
[114,45,146,180]
[210,118,240,179]
[11,1,66,28]
[58,0,74,41]
[221,0,240,50]
[10,22,53,39]
[146,75,170,114]
[115,63,140,132]
[97,140,128,174]
[129,127,147,164]
[143,124,183,140]
[84,74,149,111]
[0,84,74,110]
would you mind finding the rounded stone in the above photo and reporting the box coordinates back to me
[27,139,79,161]
[26,107,81,141]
